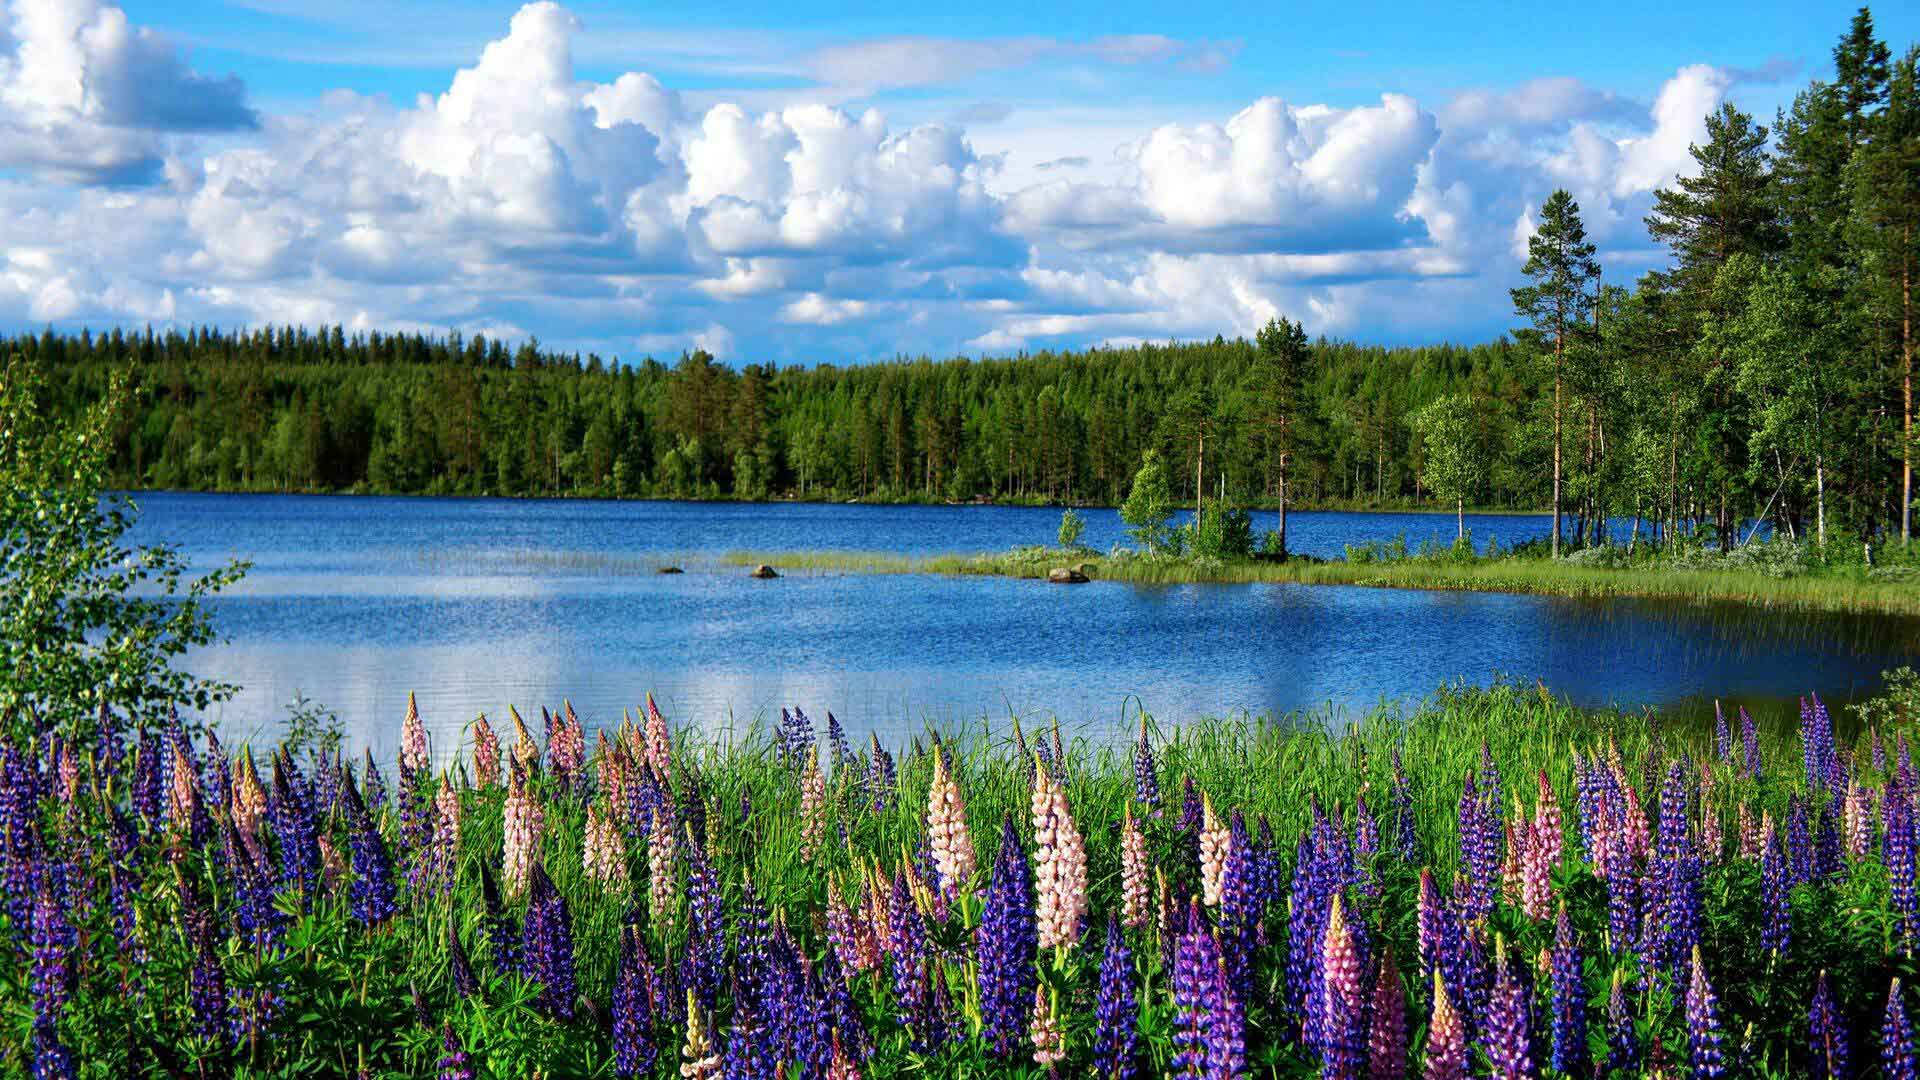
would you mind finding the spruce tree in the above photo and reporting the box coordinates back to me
[1511,189,1601,557]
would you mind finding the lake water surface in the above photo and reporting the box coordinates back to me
[127,492,1920,756]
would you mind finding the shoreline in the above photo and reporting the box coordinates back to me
[721,547,1920,619]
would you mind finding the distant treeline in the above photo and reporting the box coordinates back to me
[9,9,1919,554]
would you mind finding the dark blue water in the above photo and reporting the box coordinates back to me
[127,492,1918,756]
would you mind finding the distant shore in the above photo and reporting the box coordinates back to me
[722,546,1920,619]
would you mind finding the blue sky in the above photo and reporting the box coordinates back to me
[1,0,1912,363]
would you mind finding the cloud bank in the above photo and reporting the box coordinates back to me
[0,0,1748,361]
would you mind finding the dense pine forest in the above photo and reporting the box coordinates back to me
[9,12,1918,554]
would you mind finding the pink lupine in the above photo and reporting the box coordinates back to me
[801,747,830,863]
[550,701,585,779]
[1120,804,1149,930]
[1321,894,1366,1076]
[231,752,269,860]
[1424,969,1467,1079]
[1031,760,1088,951]
[598,731,628,814]
[502,766,543,897]
[1846,780,1875,861]
[508,706,540,772]
[434,774,461,879]
[925,749,974,899]
[583,803,627,892]
[1698,765,1722,860]
[1030,984,1065,1068]
[401,691,430,773]
[471,714,500,790]
[644,694,673,781]
[1534,771,1563,868]
[1501,812,1526,906]
[648,801,679,935]
[1368,946,1408,1079]
[1199,792,1230,908]
[1737,803,1761,859]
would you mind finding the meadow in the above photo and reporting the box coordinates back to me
[9,678,1920,1077]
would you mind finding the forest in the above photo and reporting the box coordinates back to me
[7,12,1917,555]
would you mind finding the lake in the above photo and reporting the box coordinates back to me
[127,492,1919,757]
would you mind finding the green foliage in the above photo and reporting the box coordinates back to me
[280,689,345,763]
[1412,393,1482,538]
[1187,503,1254,559]
[0,356,246,748]
[1119,449,1176,553]
[1056,507,1086,549]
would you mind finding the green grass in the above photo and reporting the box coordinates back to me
[723,545,1920,616]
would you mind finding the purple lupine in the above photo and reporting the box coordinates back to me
[1320,895,1366,1080]
[271,751,320,900]
[1888,979,1918,1080]
[132,729,164,824]
[733,880,773,1007]
[1815,809,1844,882]
[397,761,434,894]
[825,712,851,773]
[1482,939,1533,1078]
[1133,720,1161,812]
[818,948,869,1063]
[1390,746,1417,862]
[1602,813,1639,954]
[437,1023,476,1080]
[1802,695,1843,801]
[1353,796,1381,904]
[182,883,238,1045]
[1457,771,1497,923]
[448,927,479,999]
[1761,822,1790,954]
[341,771,397,926]
[1713,703,1730,763]
[1170,902,1216,1078]
[226,818,284,950]
[1740,707,1760,780]
[524,861,578,1020]
[613,925,658,1077]
[479,860,520,975]
[29,887,75,1079]
[723,980,773,1078]
[1367,949,1407,1080]
[867,738,896,811]
[1286,824,1332,1039]
[362,749,388,812]
[1179,775,1203,835]
[1808,970,1848,1079]
[1093,914,1139,1080]
[683,828,724,1013]
[1889,784,1919,955]
[1687,949,1724,1079]
[1652,761,1701,980]
[1605,971,1638,1075]
[1549,906,1586,1076]
[977,814,1036,1058]
[885,868,931,1049]
[1219,810,1259,1004]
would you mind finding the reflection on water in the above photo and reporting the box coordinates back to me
[127,492,1920,759]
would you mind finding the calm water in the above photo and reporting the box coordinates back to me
[127,492,1920,756]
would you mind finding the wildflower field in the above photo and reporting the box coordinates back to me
[7,681,1920,1078]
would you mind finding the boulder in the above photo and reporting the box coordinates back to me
[749,564,780,579]
[656,566,685,575]
[1047,567,1090,584]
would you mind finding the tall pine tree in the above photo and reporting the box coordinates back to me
[1512,190,1601,557]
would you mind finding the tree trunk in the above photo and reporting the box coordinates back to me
[1277,453,1290,560]
[1904,229,1912,546]
[1552,355,1563,558]
[1456,496,1465,544]
[1195,432,1204,521]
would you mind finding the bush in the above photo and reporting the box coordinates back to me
[1188,503,1253,559]
[1057,508,1086,549]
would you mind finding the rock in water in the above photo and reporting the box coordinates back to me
[657,566,685,574]
[750,564,780,579]
[1047,567,1089,584]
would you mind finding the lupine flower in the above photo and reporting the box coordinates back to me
[826,711,851,772]
[723,981,772,1079]
[524,861,578,1020]
[1606,969,1638,1075]
[436,1023,475,1080]
[1687,947,1724,1079]
[867,736,896,811]
[1740,707,1760,780]
[681,991,722,1080]
[1423,971,1468,1080]
[924,749,973,900]
[342,772,397,926]
[1134,717,1160,811]
[1319,894,1366,1079]
[1366,947,1407,1080]
[885,868,931,1048]
[1548,905,1585,1076]
[799,746,830,863]
[1889,977,1920,1080]
[502,764,543,898]
[550,700,585,787]
[648,797,680,937]
[1482,936,1533,1079]
[181,880,238,1045]
[1093,914,1139,1080]
[1031,759,1087,951]
[362,749,388,812]
[30,887,75,1078]
[1120,804,1150,930]
[401,692,430,773]
[471,714,500,790]
[1890,783,1918,954]
[642,695,673,781]
[1761,818,1790,954]
[978,814,1037,1057]
[446,925,479,999]
[1179,775,1202,835]
[508,706,540,774]
[581,802,627,892]
[1199,792,1229,907]
[613,925,658,1077]
[1714,702,1730,763]
[1808,970,1848,1079]
[479,860,520,975]
[683,827,724,1013]
[1653,760,1702,978]
[1030,984,1065,1068]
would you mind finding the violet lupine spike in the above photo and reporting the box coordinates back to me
[1890,979,1920,1080]
[683,827,724,1014]
[1390,746,1416,862]
[1179,775,1202,835]
[1652,760,1701,980]
[1788,796,1813,887]
[436,1023,475,1080]
[613,925,658,1078]
[1170,902,1216,1079]
[826,711,851,773]
[1548,906,1586,1076]
[1761,820,1791,955]
[978,814,1036,1058]
[524,861,579,1021]
[270,751,320,900]
[341,771,397,926]
[885,868,931,1049]
[1481,937,1532,1079]
[1219,810,1259,1004]
[1092,914,1139,1080]
[1687,947,1725,1079]
[1366,947,1407,1080]
[479,859,521,976]
[448,926,479,999]
[1740,707,1760,780]
[29,886,75,1079]
[1713,702,1730,763]
[1133,717,1161,812]
[1808,970,1848,1079]
[1605,970,1638,1075]
[1889,787,1919,955]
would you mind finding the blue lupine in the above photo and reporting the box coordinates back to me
[1713,703,1730,763]
[1761,823,1790,954]
[1606,971,1638,1075]
[1688,948,1725,1079]
[1653,760,1701,979]
[1171,901,1239,1079]
[1808,970,1848,1079]
[723,981,773,1078]
[1787,796,1813,886]
[437,1023,475,1080]
[1889,979,1919,1080]
[1390,746,1417,861]
[683,828,724,1013]
[271,751,320,900]
[1740,707,1760,780]
[524,861,578,1020]
[1093,914,1139,1080]
[342,772,397,925]
[1891,783,1919,955]
[825,712,851,773]
[1133,720,1161,811]
[30,887,75,1078]
[867,737,896,811]
[1219,810,1259,1004]
[448,926,479,999]
[182,886,238,1045]
[977,814,1036,1057]
[1482,939,1532,1078]
[361,749,387,812]
[480,859,521,975]
[1549,906,1586,1076]
[132,729,164,824]
[612,925,657,1077]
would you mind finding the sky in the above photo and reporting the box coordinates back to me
[0,0,1912,365]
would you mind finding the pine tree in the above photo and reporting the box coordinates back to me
[1512,190,1601,557]
[1250,317,1314,558]
[1855,49,1920,543]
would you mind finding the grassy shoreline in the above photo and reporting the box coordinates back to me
[723,546,1920,617]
